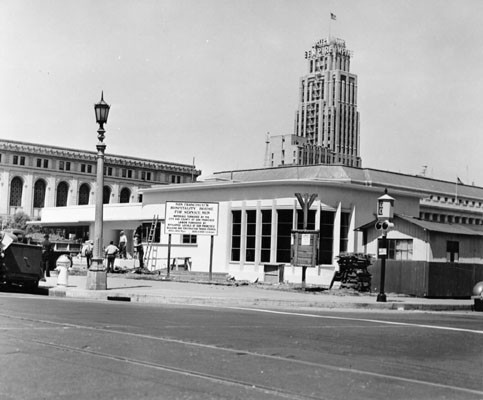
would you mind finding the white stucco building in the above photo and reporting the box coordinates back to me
[36,165,483,287]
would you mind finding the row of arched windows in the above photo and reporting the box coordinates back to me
[9,177,132,209]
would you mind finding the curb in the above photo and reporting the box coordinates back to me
[46,286,474,312]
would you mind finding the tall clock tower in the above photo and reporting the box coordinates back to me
[293,37,361,167]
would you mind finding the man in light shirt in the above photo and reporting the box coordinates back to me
[104,241,118,273]
[118,230,127,259]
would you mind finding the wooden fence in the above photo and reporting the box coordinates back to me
[368,261,483,298]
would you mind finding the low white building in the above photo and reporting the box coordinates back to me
[36,165,483,287]
[41,164,483,286]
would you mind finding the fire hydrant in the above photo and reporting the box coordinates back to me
[56,254,72,286]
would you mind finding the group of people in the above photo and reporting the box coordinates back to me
[83,230,144,273]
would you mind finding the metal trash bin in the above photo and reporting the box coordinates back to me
[56,254,72,286]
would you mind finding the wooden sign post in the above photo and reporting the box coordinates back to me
[292,193,318,288]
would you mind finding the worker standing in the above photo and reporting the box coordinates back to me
[104,241,119,273]
[41,234,54,278]
[134,234,144,269]
[118,230,127,259]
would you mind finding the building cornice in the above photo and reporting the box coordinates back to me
[0,138,201,175]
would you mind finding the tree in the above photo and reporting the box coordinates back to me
[4,211,32,231]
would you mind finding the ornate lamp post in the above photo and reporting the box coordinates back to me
[86,92,110,290]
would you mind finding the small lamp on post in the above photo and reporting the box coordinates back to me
[86,92,110,290]
[375,189,395,302]
[94,93,110,129]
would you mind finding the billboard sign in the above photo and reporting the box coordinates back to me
[165,202,219,236]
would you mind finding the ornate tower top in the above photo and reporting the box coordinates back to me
[304,37,353,73]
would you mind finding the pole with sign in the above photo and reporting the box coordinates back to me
[166,234,172,279]
[375,189,395,302]
[293,193,318,288]
[164,202,219,279]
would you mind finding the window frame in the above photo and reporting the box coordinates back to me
[182,235,197,244]
[230,210,242,262]
[245,210,257,263]
[446,240,459,262]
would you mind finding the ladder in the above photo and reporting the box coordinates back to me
[144,214,159,270]
[150,243,159,271]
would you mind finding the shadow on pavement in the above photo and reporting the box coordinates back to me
[106,285,152,290]
[0,283,50,296]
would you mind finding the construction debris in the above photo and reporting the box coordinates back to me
[332,253,373,292]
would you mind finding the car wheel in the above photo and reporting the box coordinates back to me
[25,280,39,291]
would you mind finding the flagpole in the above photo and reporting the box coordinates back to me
[329,15,332,39]
[329,13,336,40]
[191,156,195,183]
[454,177,459,204]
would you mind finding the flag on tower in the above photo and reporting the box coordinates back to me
[331,13,337,20]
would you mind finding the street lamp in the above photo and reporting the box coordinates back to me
[86,92,110,290]
[375,189,395,302]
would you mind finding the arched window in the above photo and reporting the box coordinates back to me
[103,186,111,204]
[33,179,46,208]
[78,183,90,205]
[9,177,23,207]
[56,181,69,207]
[120,187,131,203]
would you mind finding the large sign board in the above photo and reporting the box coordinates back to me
[305,38,352,59]
[165,202,219,236]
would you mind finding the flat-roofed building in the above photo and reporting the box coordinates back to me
[35,164,483,295]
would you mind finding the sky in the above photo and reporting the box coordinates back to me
[2,0,483,184]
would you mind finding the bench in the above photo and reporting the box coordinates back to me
[170,257,192,271]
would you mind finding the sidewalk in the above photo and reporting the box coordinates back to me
[39,273,476,312]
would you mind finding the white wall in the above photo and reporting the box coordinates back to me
[38,178,425,286]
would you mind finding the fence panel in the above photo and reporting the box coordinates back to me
[369,260,483,298]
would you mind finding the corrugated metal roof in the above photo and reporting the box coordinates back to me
[209,165,352,182]
[397,215,483,236]
[357,214,483,236]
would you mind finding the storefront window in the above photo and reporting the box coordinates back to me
[276,210,293,262]
[231,211,241,262]
[245,210,256,262]
[319,211,334,264]
[260,210,272,263]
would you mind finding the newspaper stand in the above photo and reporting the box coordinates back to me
[291,229,319,287]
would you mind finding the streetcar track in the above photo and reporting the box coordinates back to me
[1,312,482,397]
[5,332,318,400]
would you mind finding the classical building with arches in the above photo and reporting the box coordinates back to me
[0,139,200,220]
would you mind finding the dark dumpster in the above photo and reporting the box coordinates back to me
[0,232,43,289]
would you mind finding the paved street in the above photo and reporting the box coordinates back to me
[0,292,482,400]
